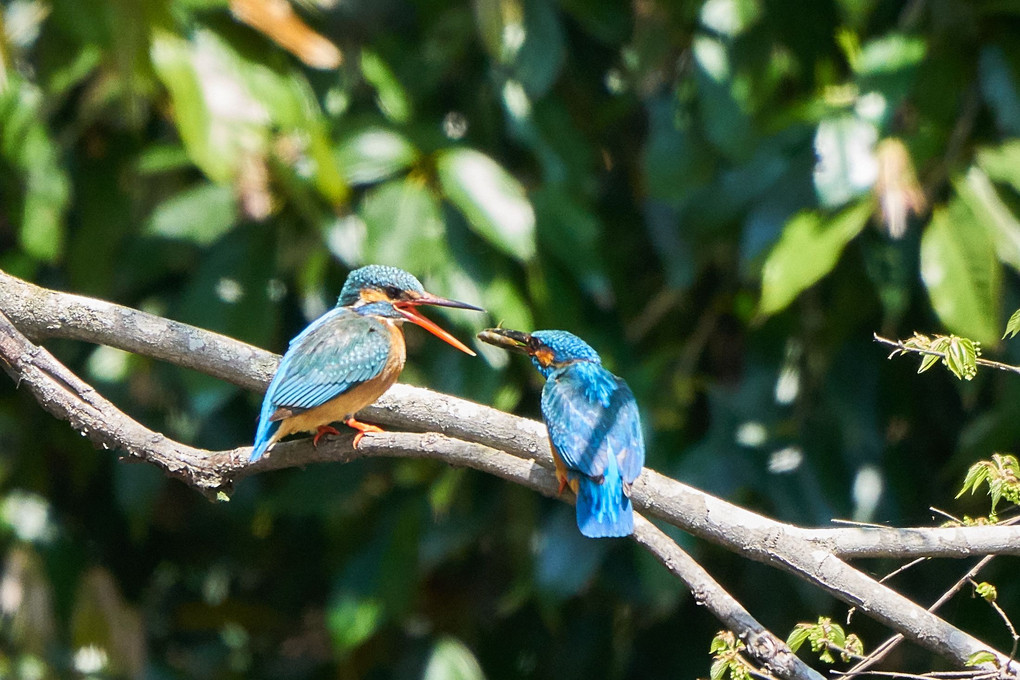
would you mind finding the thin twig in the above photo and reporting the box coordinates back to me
[843,556,998,679]
[874,334,1020,376]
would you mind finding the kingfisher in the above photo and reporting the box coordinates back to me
[251,265,483,462]
[478,328,645,538]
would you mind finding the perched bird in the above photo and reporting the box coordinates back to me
[478,328,645,538]
[251,265,483,462]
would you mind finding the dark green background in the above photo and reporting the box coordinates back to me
[3,0,1020,677]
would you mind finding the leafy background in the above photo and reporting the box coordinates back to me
[2,0,1020,677]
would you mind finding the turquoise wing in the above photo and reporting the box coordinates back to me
[540,363,645,483]
[270,308,391,412]
[251,308,391,460]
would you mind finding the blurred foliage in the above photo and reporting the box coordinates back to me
[2,0,1020,677]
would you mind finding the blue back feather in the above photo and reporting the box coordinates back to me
[539,342,645,538]
[251,307,392,461]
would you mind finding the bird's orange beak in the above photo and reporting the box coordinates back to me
[394,293,483,356]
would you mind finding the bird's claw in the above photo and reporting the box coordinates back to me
[345,418,384,449]
[312,425,342,447]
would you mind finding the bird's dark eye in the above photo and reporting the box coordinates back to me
[383,286,403,299]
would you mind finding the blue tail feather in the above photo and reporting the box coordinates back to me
[251,387,283,462]
[574,468,633,538]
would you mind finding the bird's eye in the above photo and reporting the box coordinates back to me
[383,286,403,299]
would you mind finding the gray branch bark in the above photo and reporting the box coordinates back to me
[2,269,1018,676]
[4,271,1019,560]
[0,303,817,680]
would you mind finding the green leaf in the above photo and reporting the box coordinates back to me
[917,351,941,374]
[422,637,487,680]
[955,167,1020,274]
[531,187,612,303]
[957,460,991,498]
[0,78,70,262]
[336,128,418,185]
[977,140,1020,194]
[360,49,412,124]
[758,201,872,316]
[151,28,347,205]
[965,650,998,667]
[786,625,812,652]
[921,201,1002,346]
[326,593,384,656]
[935,335,981,381]
[709,633,731,654]
[359,176,448,271]
[144,183,238,245]
[436,148,536,261]
[854,34,927,76]
[975,581,998,602]
[474,0,565,97]
[151,29,241,183]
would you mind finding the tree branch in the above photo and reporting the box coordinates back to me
[5,272,1020,560]
[2,270,1019,674]
[874,333,1020,376]
[0,305,820,680]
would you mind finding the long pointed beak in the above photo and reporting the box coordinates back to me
[476,327,534,354]
[405,292,485,313]
[395,294,482,356]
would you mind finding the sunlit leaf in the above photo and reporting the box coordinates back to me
[359,176,448,271]
[1004,309,1020,339]
[360,49,412,124]
[758,201,872,316]
[693,35,755,158]
[955,167,1020,274]
[977,140,1020,194]
[700,0,762,37]
[0,77,69,262]
[941,335,980,381]
[474,0,565,97]
[422,637,487,680]
[786,625,812,652]
[336,127,418,185]
[151,28,347,205]
[854,34,926,76]
[151,29,250,183]
[813,116,878,208]
[966,651,999,667]
[920,201,1002,346]
[144,183,237,245]
[436,148,536,261]
[326,592,384,656]
[975,581,998,602]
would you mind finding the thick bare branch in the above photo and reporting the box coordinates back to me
[0,307,820,680]
[4,272,1019,560]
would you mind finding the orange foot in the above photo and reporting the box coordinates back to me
[313,425,341,447]
[555,473,569,496]
[345,417,385,448]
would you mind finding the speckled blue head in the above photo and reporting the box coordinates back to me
[530,330,599,373]
[338,265,426,307]
[477,328,602,379]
